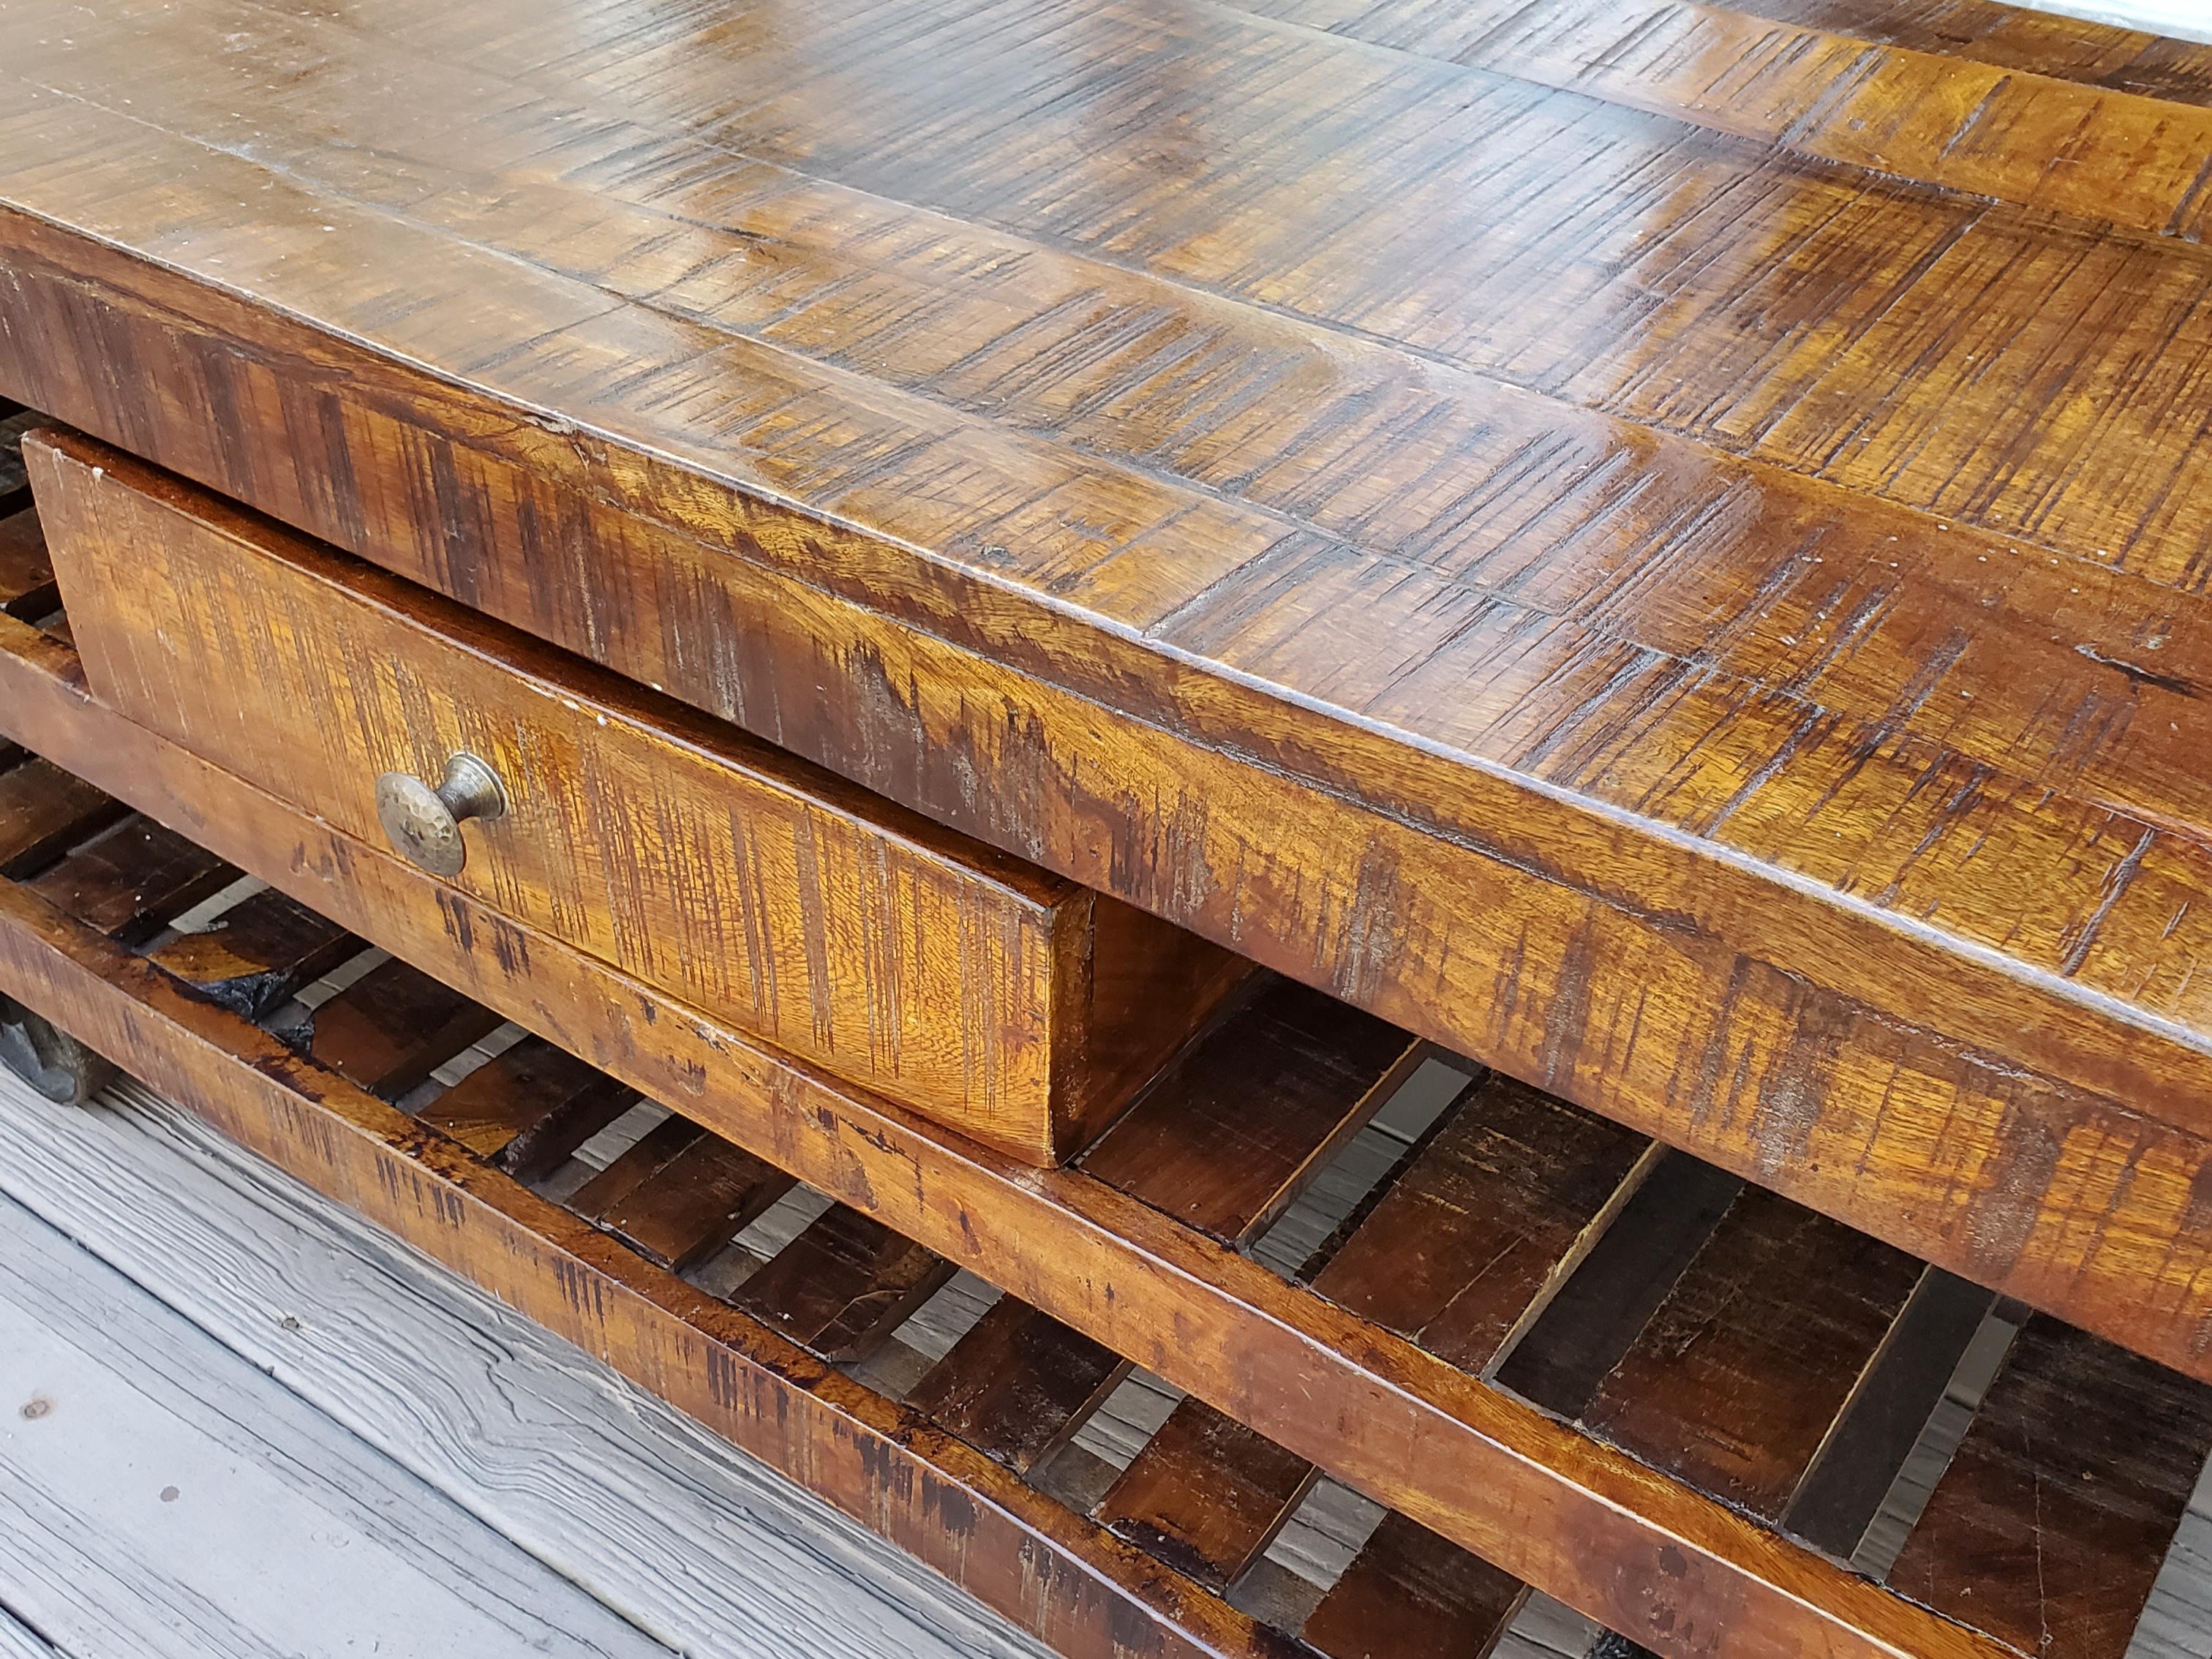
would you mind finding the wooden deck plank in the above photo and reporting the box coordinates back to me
[1890,1317,2212,1659]
[569,1114,705,1222]
[733,1205,955,1363]
[1492,1154,1744,1415]
[1579,1189,1924,1524]
[598,1133,795,1272]
[285,956,504,1100]
[143,887,360,1020]
[1784,1270,1998,1560]
[0,1191,674,1659]
[0,1606,56,1659]
[1302,1511,1528,1659]
[0,759,125,880]
[22,817,236,945]
[0,1067,1060,1659]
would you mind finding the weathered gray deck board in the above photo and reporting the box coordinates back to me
[0,1067,1054,1659]
[0,1192,675,1659]
[0,1609,57,1659]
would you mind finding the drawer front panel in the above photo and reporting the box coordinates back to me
[29,431,1238,1157]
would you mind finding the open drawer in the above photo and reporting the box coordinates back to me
[20,428,1244,1163]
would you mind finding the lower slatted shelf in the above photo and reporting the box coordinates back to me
[0,599,2206,1659]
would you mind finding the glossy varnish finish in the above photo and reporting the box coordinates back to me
[28,432,1245,1163]
[5,0,2212,1377]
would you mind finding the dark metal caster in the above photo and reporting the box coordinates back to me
[0,993,116,1106]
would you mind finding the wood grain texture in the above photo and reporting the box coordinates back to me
[1096,1399,1319,1592]
[1494,1154,1745,1416]
[907,1298,1132,1475]
[0,1192,676,1659]
[0,607,2166,1659]
[1580,1189,1925,1524]
[734,1205,955,1363]
[598,1132,795,1273]
[285,957,504,1101]
[1889,1316,2212,1659]
[1302,1512,1530,1659]
[12,739,2212,1659]
[22,816,235,945]
[1224,0,2212,234]
[570,1116,707,1223]
[414,1035,636,1181]
[2,0,2212,1388]
[0,755,124,879]
[1783,1269,1998,1560]
[0,509,53,620]
[143,887,358,1020]
[1081,979,1422,1243]
[1309,1074,1650,1372]
[29,432,1241,1165]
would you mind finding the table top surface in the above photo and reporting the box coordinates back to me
[7,0,2212,1108]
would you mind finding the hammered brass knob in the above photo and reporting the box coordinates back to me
[375,753,507,877]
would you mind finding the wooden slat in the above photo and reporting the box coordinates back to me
[413,1036,636,1183]
[1578,1189,1925,1524]
[1783,1268,1997,1559]
[1309,1075,1649,1372]
[1301,1512,1527,1659]
[143,889,358,1020]
[733,1205,954,1363]
[1081,980,1420,1244]
[0,758,127,879]
[22,818,235,945]
[597,1133,794,1272]
[287,958,503,1101]
[568,1114,704,1222]
[1889,1316,2212,1659]
[1095,1399,1317,1593]
[0,510,54,620]
[1492,1154,1745,1415]
[908,1298,1131,1475]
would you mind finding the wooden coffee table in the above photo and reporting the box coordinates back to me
[2,2,2211,1655]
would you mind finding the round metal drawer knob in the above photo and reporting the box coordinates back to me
[375,753,508,878]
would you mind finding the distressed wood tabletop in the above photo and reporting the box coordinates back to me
[6,0,2212,1366]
